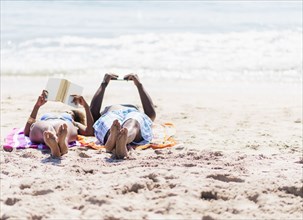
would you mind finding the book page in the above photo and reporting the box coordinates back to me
[45,78,67,102]
[63,81,83,108]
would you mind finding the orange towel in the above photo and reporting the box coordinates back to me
[77,135,106,150]
[77,122,176,150]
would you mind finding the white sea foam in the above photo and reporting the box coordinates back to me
[1,31,302,82]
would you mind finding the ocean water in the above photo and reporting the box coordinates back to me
[1,1,302,82]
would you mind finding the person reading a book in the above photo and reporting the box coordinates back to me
[90,73,156,159]
[24,90,94,157]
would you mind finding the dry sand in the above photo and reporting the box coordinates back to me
[0,75,302,220]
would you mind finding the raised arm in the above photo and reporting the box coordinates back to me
[89,73,118,122]
[24,90,48,137]
[124,74,156,121]
[71,95,94,136]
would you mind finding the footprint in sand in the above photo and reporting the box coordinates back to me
[122,183,146,194]
[200,191,218,200]
[19,183,31,190]
[5,198,20,206]
[32,189,54,196]
[78,152,91,158]
[279,186,303,198]
[86,197,108,206]
[206,174,244,183]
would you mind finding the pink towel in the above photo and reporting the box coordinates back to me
[3,128,78,152]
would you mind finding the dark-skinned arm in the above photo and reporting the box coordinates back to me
[124,74,156,121]
[72,95,95,136]
[24,90,48,137]
[89,73,118,122]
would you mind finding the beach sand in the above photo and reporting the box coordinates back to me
[0,75,302,219]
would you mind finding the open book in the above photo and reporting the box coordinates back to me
[45,78,83,108]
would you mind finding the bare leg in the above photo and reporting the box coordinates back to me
[57,123,68,155]
[29,121,56,143]
[122,119,142,144]
[115,128,129,159]
[43,131,61,157]
[105,119,120,153]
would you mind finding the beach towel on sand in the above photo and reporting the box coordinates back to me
[3,123,176,152]
[78,122,177,150]
[2,128,79,152]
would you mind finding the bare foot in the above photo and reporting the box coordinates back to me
[115,128,128,159]
[105,119,120,153]
[57,123,68,155]
[43,131,61,157]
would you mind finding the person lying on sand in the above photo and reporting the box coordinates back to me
[24,90,94,157]
[90,73,156,159]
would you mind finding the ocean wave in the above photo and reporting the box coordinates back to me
[1,31,302,82]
